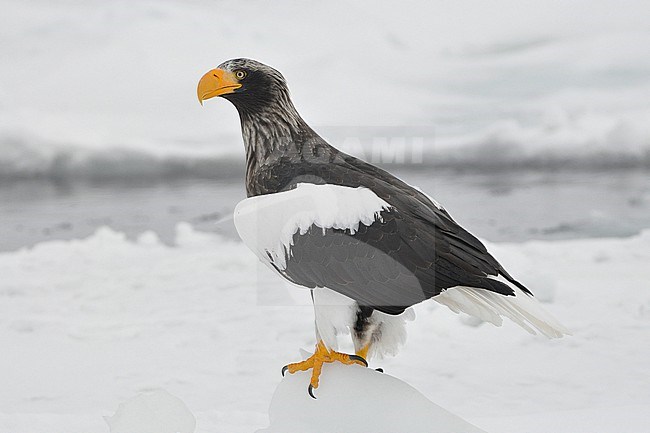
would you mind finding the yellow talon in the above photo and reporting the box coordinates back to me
[283,340,368,397]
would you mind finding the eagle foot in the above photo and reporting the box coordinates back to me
[281,340,368,398]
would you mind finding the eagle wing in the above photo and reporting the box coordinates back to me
[234,181,520,315]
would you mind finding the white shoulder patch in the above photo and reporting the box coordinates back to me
[234,183,392,270]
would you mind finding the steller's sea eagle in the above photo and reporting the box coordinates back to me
[197,58,569,398]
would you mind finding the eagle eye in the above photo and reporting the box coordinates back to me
[235,70,247,80]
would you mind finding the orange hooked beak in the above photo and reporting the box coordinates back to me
[197,68,242,105]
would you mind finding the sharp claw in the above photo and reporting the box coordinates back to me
[282,365,288,376]
[375,367,384,373]
[308,384,317,399]
[349,354,368,367]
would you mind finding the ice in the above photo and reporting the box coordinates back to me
[258,364,487,433]
[105,389,196,433]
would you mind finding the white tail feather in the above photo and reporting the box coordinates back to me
[434,283,570,338]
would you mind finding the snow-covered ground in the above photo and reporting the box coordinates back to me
[1,0,650,178]
[1,223,648,432]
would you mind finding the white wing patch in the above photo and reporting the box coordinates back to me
[234,183,391,270]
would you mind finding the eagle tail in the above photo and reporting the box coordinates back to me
[433,279,570,338]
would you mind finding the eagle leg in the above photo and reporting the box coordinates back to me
[355,344,383,373]
[355,344,370,360]
[281,340,368,398]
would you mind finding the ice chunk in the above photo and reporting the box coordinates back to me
[257,364,488,433]
[105,389,196,433]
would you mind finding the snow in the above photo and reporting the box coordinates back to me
[2,0,650,179]
[0,223,648,432]
[234,183,390,269]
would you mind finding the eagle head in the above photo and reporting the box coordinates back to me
[197,58,290,114]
